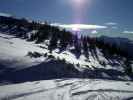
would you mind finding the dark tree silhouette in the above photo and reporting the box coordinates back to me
[35,24,51,43]
[59,29,73,51]
[82,36,89,58]
[124,58,132,75]
[48,26,60,53]
[73,34,81,59]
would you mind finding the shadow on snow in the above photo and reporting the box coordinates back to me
[0,59,132,84]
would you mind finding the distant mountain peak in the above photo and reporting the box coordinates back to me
[0,12,12,17]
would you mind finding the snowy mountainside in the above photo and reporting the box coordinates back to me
[0,16,133,100]
[0,32,132,82]
[0,32,133,100]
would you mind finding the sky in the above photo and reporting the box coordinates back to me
[0,0,133,38]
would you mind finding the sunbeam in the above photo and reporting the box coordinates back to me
[67,0,91,24]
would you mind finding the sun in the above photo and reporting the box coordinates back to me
[72,0,83,3]
[71,0,86,5]
[68,0,88,8]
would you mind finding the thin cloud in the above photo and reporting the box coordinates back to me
[112,26,118,29]
[0,12,12,17]
[51,23,107,30]
[105,22,117,26]
[123,31,133,34]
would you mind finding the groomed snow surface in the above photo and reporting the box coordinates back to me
[0,32,133,100]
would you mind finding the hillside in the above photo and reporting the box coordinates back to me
[0,16,133,100]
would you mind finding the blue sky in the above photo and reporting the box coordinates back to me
[0,0,133,37]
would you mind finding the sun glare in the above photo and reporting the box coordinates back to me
[72,27,80,31]
[67,0,90,24]
[71,0,86,5]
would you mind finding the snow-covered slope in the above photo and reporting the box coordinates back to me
[0,32,132,81]
[0,32,133,100]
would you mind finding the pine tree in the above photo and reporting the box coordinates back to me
[48,26,60,53]
[73,34,81,58]
[36,24,51,43]
[124,58,132,75]
[59,29,73,50]
[82,36,89,58]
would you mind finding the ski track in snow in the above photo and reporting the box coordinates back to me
[0,79,133,100]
